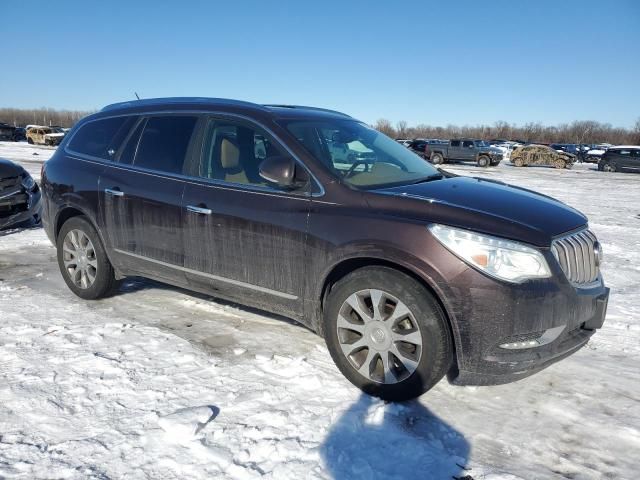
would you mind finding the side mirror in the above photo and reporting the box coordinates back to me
[259,156,301,189]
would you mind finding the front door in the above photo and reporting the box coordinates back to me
[181,117,312,318]
[461,140,475,161]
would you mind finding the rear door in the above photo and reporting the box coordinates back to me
[99,114,200,283]
[628,149,640,171]
[613,149,632,170]
[181,116,312,318]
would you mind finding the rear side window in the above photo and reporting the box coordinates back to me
[68,117,133,160]
[132,116,198,174]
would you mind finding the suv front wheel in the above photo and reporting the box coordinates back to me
[57,216,118,300]
[323,267,453,401]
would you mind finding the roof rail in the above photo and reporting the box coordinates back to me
[262,104,351,118]
[100,97,268,112]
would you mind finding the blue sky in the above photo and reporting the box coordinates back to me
[1,0,638,127]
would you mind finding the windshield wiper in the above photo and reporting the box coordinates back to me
[408,173,443,185]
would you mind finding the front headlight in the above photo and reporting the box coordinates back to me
[428,224,551,283]
[21,174,36,191]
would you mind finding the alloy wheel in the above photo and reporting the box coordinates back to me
[336,289,423,384]
[62,229,98,289]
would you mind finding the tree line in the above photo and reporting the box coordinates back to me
[1,107,638,145]
[375,119,640,145]
[0,108,94,128]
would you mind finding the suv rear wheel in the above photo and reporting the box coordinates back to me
[323,267,453,401]
[603,162,616,172]
[57,216,118,300]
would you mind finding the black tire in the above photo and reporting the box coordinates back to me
[323,266,453,401]
[603,163,616,172]
[57,216,118,300]
[430,153,444,165]
[477,156,490,167]
[27,137,34,144]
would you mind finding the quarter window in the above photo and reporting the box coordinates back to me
[68,116,134,160]
[133,116,197,174]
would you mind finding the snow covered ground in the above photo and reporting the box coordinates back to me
[1,141,639,479]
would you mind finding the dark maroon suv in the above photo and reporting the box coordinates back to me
[41,98,609,401]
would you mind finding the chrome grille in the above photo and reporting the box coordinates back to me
[551,229,600,286]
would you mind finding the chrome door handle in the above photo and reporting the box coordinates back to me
[187,205,212,215]
[105,188,124,197]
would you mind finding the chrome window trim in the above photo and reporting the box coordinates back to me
[66,154,313,202]
[64,109,326,198]
[113,248,298,300]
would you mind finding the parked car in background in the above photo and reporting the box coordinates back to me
[428,139,503,167]
[0,158,42,229]
[12,127,27,142]
[490,141,522,161]
[41,97,608,401]
[26,126,66,146]
[407,139,447,158]
[584,144,611,163]
[0,123,16,141]
[510,144,575,169]
[550,143,580,156]
[598,146,640,173]
[395,138,412,147]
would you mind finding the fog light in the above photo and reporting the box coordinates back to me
[499,325,566,350]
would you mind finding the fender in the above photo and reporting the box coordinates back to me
[312,241,464,368]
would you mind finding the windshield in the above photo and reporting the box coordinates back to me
[282,119,439,188]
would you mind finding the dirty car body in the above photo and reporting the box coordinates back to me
[0,158,42,229]
[41,98,608,399]
[511,144,576,169]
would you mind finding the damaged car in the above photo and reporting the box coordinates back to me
[0,158,42,229]
[42,98,608,401]
[510,144,575,169]
[26,126,65,146]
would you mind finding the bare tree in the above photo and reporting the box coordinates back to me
[396,120,408,139]
[0,107,94,128]
[374,119,396,138]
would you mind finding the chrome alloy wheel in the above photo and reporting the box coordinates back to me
[62,229,98,289]
[336,289,423,384]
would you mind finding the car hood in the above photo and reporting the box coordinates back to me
[367,176,587,247]
[0,158,25,178]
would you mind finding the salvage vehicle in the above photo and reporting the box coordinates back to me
[26,126,65,146]
[428,139,503,167]
[510,144,576,169]
[0,158,42,229]
[0,123,16,141]
[598,146,640,173]
[41,98,609,401]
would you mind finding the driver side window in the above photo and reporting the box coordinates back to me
[198,119,290,187]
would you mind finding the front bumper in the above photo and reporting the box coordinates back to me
[439,250,609,386]
[0,187,42,229]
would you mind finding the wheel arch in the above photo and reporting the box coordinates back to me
[54,205,119,275]
[317,255,460,374]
